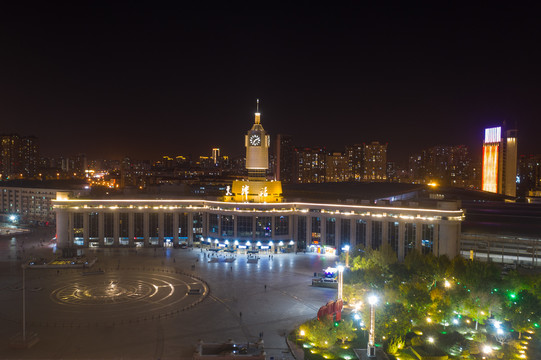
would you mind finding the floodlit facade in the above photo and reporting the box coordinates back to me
[54,192,464,260]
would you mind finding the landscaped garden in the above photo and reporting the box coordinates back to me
[294,246,541,359]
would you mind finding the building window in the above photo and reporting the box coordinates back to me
[340,219,350,244]
[311,217,321,243]
[355,219,366,247]
[164,213,173,238]
[326,218,336,246]
[73,213,84,240]
[297,216,306,250]
[371,221,382,249]
[221,215,234,237]
[89,212,99,239]
[193,212,203,238]
[209,214,219,234]
[134,213,144,238]
[237,216,253,237]
[275,216,289,236]
[256,216,272,238]
[104,213,114,238]
[422,224,434,255]
[119,213,129,238]
[388,222,399,254]
[178,213,188,238]
[149,213,159,238]
[404,223,416,256]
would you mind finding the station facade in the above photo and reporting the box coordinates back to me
[54,193,464,260]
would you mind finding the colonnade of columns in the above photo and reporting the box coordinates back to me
[55,208,455,259]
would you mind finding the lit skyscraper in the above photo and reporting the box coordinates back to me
[482,126,517,196]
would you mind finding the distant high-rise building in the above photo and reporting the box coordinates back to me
[294,147,326,183]
[1,134,40,179]
[345,144,363,181]
[21,136,39,177]
[326,152,349,182]
[275,134,294,183]
[518,154,541,197]
[212,148,220,165]
[363,141,387,181]
[482,126,518,196]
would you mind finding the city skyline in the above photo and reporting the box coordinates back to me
[1,3,540,162]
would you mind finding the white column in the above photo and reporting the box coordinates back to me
[415,221,422,252]
[382,220,389,247]
[398,222,405,261]
[306,216,312,247]
[365,219,373,249]
[349,219,355,246]
[173,212,179,243]
[289,215,296,252]
[56,208,69,249]
[335,217,341,248]
[187,212,194,245]
[433,223,440,256]
[320,216,326,246]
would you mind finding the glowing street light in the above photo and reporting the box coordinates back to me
[343,245,350,267]
[367,294,378,358]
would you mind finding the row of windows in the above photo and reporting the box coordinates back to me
[73,212,204,239]
[70,212,437,254]
[209,214,290,238]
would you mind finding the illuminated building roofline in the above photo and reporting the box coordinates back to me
[53,198,463,215]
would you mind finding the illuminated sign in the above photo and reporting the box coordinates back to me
[484,127,501,144]
[482,144,499,192]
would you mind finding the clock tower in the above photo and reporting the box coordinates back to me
[245,99,270,180]
[224,100,282,203]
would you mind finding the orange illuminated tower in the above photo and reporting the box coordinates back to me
[482,126,517,197]
[224,100,282,203]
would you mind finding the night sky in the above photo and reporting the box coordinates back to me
[1,2,540,165]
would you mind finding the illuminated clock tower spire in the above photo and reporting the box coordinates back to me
[224,100,282,203]
[245,98,270,179]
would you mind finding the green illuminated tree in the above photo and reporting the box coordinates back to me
[334,319,357,344]
[304,317,338,348]
[504,290,541,339]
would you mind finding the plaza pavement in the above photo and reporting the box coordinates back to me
[0,228,338,360]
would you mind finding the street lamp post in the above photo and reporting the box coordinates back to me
[344,245,350,267]
[22,264,26,342]
[337,265,344,300]
[367,295,378,358]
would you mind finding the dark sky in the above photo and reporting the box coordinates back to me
[1,2,540,165]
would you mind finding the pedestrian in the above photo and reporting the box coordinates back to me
[264,284,267,291]
[239,311,242,318]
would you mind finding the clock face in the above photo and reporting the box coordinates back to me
[249,134,261,146]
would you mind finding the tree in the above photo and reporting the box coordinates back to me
[459,290,492,330]
[504,290,541,339]
[334,319,357,344]
[374,302,412,341]
[304,317,338,348]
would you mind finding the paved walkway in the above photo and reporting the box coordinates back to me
[0,229,338,359]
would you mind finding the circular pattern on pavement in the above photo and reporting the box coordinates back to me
[2,268,208,327]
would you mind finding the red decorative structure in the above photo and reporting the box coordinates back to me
[317,299,343,322]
